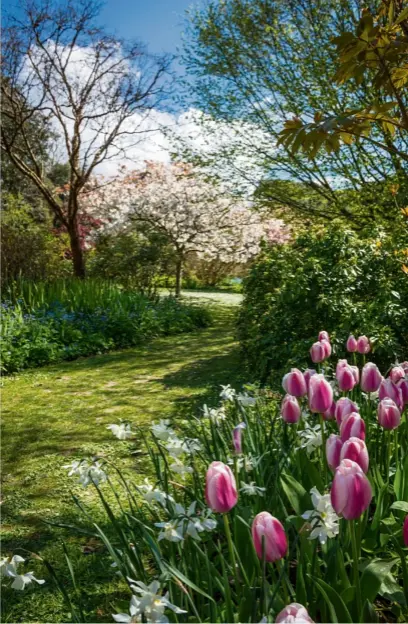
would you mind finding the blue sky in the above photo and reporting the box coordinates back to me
[2,0,195,57]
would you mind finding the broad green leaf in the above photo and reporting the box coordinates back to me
[361,599,378,623]
[314,578,353,623]
[360,559,398,604]
[162,561,215,603]
[391,501,408,514]
[280,472,311,515]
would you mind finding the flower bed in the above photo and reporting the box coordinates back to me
[2,332,408,623]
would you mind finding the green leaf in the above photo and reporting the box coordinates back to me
[361,599,378,623]
[391,501,408,514]
[280,472,311,515]
[314,578,353,623]
[162,561,215,603]
[360,559,398,604]
[394,454,408,500]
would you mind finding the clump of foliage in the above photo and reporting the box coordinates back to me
[237,225,408,382]
[1,280,212,373]
[1,194,71,283]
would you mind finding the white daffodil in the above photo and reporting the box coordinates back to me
[240,481,266,496]
[172,502,217,541]
[183,438,201,454]
[63,459,107,487]
[202,404,226,423]
[169,460,193,476]
[299,425,322,456]
[107,423,133,440]
[220,384,236,401]
[1,555,45,590]
[301,487,340,544]
[237,392,256,407]
[229,453,259,472]
[151,419,175,441]
[154,521,184,542]
[112,580,187,623]
[137,479,174,506]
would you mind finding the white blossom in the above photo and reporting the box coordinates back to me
[154,521,184,542]
[202,404,226,423]
[107,423,133,440]
[237,392,256,407]
[1,555,45,591]
[240,481,266,496]
[63,459,107,487]
[137,479,174,506]
[299,425,322,456]
[169,460,193,476]
[301,487,340,544]
[220,384,236,401]
[151,419,175,441]
[155,501,217,542]
[113,579,187,623]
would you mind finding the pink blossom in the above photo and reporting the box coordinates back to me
[282,369,307,397]
[377,399,401,430]
[326,434,343,472]
[251,512,287,562]
[335,397,359,427]
[308,374,333,413]
[281,395,301,424]
[331,459,372,520]
[205,462,238,513]
[318,331,330,343]
[276,603,314,624]
[340,412,365,442]
[356,336,371,354]
[340,437,369,473]
[361,363,383,393]
[390,366,405,384]
[310,342,326,364]
[346,335,358,352]
[379,378,403,411]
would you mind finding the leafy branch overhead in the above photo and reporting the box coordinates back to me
[278,2,408,161]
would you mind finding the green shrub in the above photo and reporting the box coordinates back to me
[237,226,408,382]
[1,280,212,373]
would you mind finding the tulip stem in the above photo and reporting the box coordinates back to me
[319,414,328,485]
[350,520,362,616]
[386,430,392,485]
[223,513,239,592]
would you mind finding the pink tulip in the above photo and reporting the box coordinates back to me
[252,512,287,562]
[233,423,246,454]
[378,399,401,430]
[335,397,359,427]
[336,359,349,377]
[401,362,408,374]
[321,339,332,358]
[310,341,326,364]
[331,459,372,520]
[379,378,403,411]
[340,412,365,442]
[361,362,383,393]
[403,516,408,547]
[276,603,314,624]
[281,395,301,424]
[356,335,371,354]
[397,378,408,406]
[308,374,333,413]
[340,437,369,473]
[326,434,343,471]
[282,368,307,397]
[337,365,357,392]
[390,366,405,384]
[323,400,336,421]
[205,462,238,513]
[350,365,359,383]
[318,330,330,343]
[303,369,317,392]
[346,335,358,352]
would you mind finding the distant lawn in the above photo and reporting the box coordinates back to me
[1,297,243,623]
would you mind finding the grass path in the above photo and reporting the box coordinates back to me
[1,294,243,623]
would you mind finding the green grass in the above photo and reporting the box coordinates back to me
[1,295,243,623]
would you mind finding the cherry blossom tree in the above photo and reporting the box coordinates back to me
[85,162,290,295]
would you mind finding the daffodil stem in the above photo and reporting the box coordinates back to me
[223,513,239,593]
[350,520,362,616]
[319,414,328,485]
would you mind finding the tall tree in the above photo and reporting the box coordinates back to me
[1,0,170,277]
[181,0,402,224]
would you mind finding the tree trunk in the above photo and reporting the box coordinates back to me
[68,222,86,278]
[175,258,183,297]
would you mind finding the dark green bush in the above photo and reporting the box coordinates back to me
[1,280,212,373]
[237,226,408,382]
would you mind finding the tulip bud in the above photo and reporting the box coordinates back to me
[361,362,383,393]
[321,339,332,358]
[336,359,349,376]
[303,369,317,392]
[318,330,330,343]
[323,400,336,421]
[310,341,326,364]
[281,395,301,424]
[233,423,246,454]
[397,378,408,405]
[379,378,403,411]
[377,398,401,430]
[252,512,287,562]
[340,412,365,442]
[350,365,359,384]
[390,366,405,384]
[401,362,408,374]
[326,434,343,471]
[331,459,372,520]
[346,335,358,352]
[308,374,333,413]
[340,437,369,473]
[335,397,359,427]
[403,516,408,548]
[276,603,314,624]
[282,368,307,397]
[356,335,370,354]
[337,365,357,392]
[205,461,238,513]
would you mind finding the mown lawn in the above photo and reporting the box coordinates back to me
[1,295,243,623]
